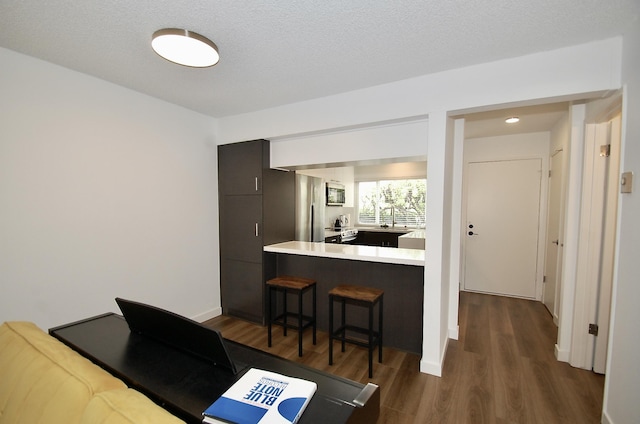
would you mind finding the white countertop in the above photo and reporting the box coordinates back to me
[399,229,426,239]
[356,226,415,234]
[324,227,424,238]
[264,241,425,266]
[397,229,426,250]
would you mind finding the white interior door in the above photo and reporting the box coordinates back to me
[463,159,542,298]
[543,150,564,322]
[593,114,621,373]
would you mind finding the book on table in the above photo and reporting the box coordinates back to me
[202,368,317,424]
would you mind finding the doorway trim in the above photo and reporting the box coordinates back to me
[554,104,586,361]
[569,94,622,370]
[556,93,623,366]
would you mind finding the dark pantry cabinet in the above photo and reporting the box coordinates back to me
[218,139,295,323]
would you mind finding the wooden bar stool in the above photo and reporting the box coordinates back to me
[266,276,317,357]
[328,284,384,378]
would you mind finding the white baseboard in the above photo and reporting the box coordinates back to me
[448,325,459,340]
[420,337,450,377]
[420,358,443,377]
[193,307,223,323]
[555,344,570,362]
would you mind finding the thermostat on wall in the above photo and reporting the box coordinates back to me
[621,171,633,194]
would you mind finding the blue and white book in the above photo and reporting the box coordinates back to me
[202,368,317,424]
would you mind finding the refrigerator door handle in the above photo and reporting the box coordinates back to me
[310,204,315,242]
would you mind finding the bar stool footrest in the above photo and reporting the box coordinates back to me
[330,324,381,350]
[271,312,316,332]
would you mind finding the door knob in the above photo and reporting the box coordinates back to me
[552,240,559,245]
[468,231,478,236]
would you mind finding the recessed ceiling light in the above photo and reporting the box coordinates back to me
[151,28,219,68]
[505,116,520,124]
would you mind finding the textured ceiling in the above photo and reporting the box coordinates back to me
[1,0,638,119]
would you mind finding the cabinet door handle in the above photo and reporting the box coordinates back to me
[255,223,259,237]
[255,177,259,191]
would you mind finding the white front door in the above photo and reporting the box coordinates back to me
[463,158,542,298]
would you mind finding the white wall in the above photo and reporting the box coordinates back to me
[602,19,640,424]
[439,115,455,367]
[421,111,451,376]
[550,114,570,154]
[269,119,429,169]
[464,132,551,161]
[354,162,427,180]
[218,38,621,144]
[447,119,465,341]
[0,48,221,330]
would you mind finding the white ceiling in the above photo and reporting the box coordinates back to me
[461,102,571,139]
[1,0,638,127]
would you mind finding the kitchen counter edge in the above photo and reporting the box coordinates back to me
[264,241,425,266]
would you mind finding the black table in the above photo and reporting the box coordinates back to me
[50,313,379,424]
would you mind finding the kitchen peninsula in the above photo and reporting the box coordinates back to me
[264,241,425,353]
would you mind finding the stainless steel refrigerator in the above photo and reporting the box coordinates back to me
[295,174,325,242]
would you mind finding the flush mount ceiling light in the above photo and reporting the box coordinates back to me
[505,116,520,124]
[151,28,219,68]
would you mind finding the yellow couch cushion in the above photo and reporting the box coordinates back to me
[0,321,126,424]
[80,389,185,424]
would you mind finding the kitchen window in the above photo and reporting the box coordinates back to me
[357,179,426,227]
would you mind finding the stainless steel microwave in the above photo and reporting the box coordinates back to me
[326,182,345,206]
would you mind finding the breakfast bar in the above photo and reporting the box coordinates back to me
[264,241,425,354]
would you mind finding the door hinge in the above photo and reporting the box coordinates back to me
[600,145,611,157]
[548,170,552,178]
[543,275,546,283]
[588,323,599,336]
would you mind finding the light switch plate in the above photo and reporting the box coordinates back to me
[621,171,633,194]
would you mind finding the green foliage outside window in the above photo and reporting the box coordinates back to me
[358,179,426,227]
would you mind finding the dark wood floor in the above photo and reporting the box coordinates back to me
[204,291,605,423]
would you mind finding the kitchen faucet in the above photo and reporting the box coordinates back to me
[391,206,395,228]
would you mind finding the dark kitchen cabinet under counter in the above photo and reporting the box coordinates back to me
[218,139,295,324]
[355,230,408,248]
[263,241,425,354]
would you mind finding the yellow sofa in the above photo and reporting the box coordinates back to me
[0,321,186,424]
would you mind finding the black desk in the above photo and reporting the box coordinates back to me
[50,313,379,424]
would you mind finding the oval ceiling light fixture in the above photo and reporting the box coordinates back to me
[505,116,520,124]
[151,28,219,68]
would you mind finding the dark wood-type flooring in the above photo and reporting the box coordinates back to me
[204,291,604,423]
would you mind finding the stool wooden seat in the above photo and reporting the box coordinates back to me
[328,284,384,378]
[266,276,317,357]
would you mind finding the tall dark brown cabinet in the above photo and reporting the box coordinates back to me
[218,139,295,324]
